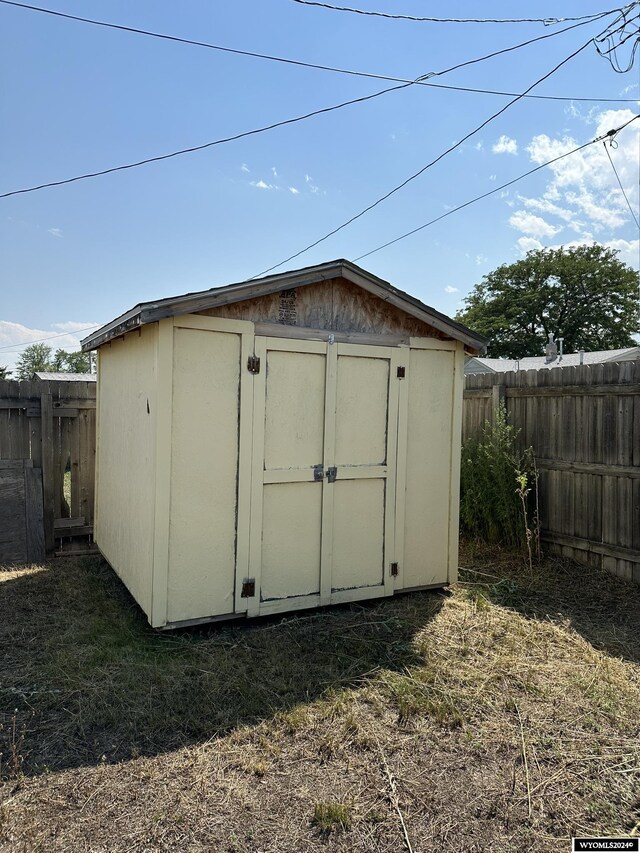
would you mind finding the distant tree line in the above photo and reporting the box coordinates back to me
[0,343,91,380]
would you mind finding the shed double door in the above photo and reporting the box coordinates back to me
[242,337,404,616]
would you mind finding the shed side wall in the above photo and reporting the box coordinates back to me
[95,325,158,617]
[403,346,455,587]
[166,325,243,622]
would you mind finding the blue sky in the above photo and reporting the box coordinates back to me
[1,0,638,369]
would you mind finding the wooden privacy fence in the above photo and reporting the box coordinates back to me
[0,379,96,555]
[463,360,640,582]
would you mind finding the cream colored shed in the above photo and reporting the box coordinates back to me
[82,260,486,629]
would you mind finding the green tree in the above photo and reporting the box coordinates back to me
[15,343,53,379]
[52,348,90,373]
[15,344,91,379]
[456,244,640,358]
[0,365,12,379]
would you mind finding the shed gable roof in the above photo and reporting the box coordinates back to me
[81,259,487,352]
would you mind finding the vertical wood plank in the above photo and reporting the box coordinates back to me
[447,344,464,585]
[24,464,45,563]
[246,334,267,619]
[151,319,175,627]
[234,330,256,614]
[40,392,55,553]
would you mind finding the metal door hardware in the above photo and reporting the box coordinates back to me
[397,366,406,378]
[313,464,324,481]
[241,578,256,597]
[247,355,261,374]
[326,466,337,483]
[390,562,399,576]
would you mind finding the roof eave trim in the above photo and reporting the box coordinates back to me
[80,259,487,353]
[81,308,142,351]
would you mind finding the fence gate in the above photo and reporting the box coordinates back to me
[0,379,97,557]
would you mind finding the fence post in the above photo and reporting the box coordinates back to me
[40,392,55,553]
[492,383,505,422]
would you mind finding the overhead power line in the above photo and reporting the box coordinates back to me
[355,115,640,261]
[0,0,634,105]
[290,0,629,26]
[0,10,619,200]
[0,84,415,198]
[602,139,640,230]
[250,33,605,278]
[0,325,100,352]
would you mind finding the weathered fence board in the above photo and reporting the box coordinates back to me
[463,360,640,583]
[0,379,96,556]
[0,459,45,563]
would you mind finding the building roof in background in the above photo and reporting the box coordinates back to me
[80,259,488,353]
[465,347,640,374]
[34,372,97,381]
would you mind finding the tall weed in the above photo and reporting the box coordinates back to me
[460,405,540,556]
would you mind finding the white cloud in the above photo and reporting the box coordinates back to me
[516,237,544,254]
[505,108,640,259]
[620,82,638,94]
[509,210,562,239]
[288,186,299,195]
[515,235,640,268]
[475,141,484,151]
[240,163,250,173]
[564,189,626,229]
[518,195,575,222]
[444,285,458,293]
[489,174,497,181]
[271,167,278,178]
[304,173,320,193]
[250,179,276,190]
[51,321,98,333]
[475,255,488,265]
[0,320,101,370]
[492,135,518,155]
[47,227,63,238]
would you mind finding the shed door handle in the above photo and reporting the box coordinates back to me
[326,466,337,483]
[313,464,324,481]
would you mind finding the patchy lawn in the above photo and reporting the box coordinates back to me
[1,545,639,852]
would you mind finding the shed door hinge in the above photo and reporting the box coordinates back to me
[247,355,261,374]
[397,366,406,379]
[241,578,256,598]
[390,562,399,577]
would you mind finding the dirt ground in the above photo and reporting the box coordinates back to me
[1,543,639,852]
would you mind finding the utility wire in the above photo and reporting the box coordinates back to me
[290,0,628,26]
[0,11,617,199]
[0,325,100,352]
[602,139,640,229]
[0,0,633,103]
[355,115,640,261]
[250,33,608,278]
[0,84,415,198]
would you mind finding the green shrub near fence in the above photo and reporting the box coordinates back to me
[460,405,539,554]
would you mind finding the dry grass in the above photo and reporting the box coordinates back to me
[1,544,639,852]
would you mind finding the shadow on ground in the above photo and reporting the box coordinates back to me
[460,541,640,666]
[0,557,443,778]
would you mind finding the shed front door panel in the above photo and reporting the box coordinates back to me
[244,337,403,616]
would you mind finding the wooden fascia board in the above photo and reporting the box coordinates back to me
[341,266,486,352]
[141,268,344,323]
[81,311,142,351]
[81,258,487,352]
